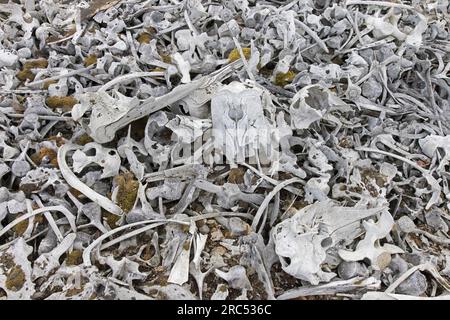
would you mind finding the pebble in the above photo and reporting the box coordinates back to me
[396,271,428,296]
[338,261,364,280]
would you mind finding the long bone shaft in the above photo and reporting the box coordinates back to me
[85,61,243,143]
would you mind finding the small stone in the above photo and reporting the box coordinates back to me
[338,261,361,280]
[376,252,392,270]
[397,216,416,233]
[396,271,427,296]
[17,48,31,59]
[0,49,18,67]
[209,252,227,269]
[11,160,31,178]
[389,256,408,274]
[425,208,449,233]
[211,228,224,241]
[404,253,427,266]
[361,77,383,101]
[211,246,227,256]
[199,224,210,234]
[228,217,251,236]
[0,187,9,202]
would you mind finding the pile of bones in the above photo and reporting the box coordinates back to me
[0,0,450,300]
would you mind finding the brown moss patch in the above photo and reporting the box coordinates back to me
[360,168,387,188]
[103,210,121,229]
[115,173,139,213]
[0,253,15,270]
[141,244,154,261]
[145,266,169,289]
[292,199,308,210]
[69,187,83,199]
[76,133,94,146]
[66,250,83,266]
[137,32,152,44]
[13,214,29,236]
[65,287,84,297]
[228,47,251,62]
[274,70,297,86]
[31,147,58,167]
[34,214,44,225]
[23,59,48,69]
[64,26,77,37]
[11,100,25,114]
[45,96,78,112]
[45,35,59,43]
[160,53,172,63]
[19,183,39,195]
[227,167,245,184]
[16,59,48,82]
[5,265,26,291]
[43,80,57,90]
[182,240,191,251]
[48,135,66,147]
[84,54,97,67]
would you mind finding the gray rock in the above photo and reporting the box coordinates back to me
[404,253,427,266]
[362,77,383,101]
[338,261,365,280]
[11,160,31,177]
[125,209,147,223]
[0,187,9,202]
[396,271,428,296]
[228,217,250,236]
[389,256,408,274]
[199,224,210,235]
[425,208,449,233]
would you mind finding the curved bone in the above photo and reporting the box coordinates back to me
[58,143,123,215]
